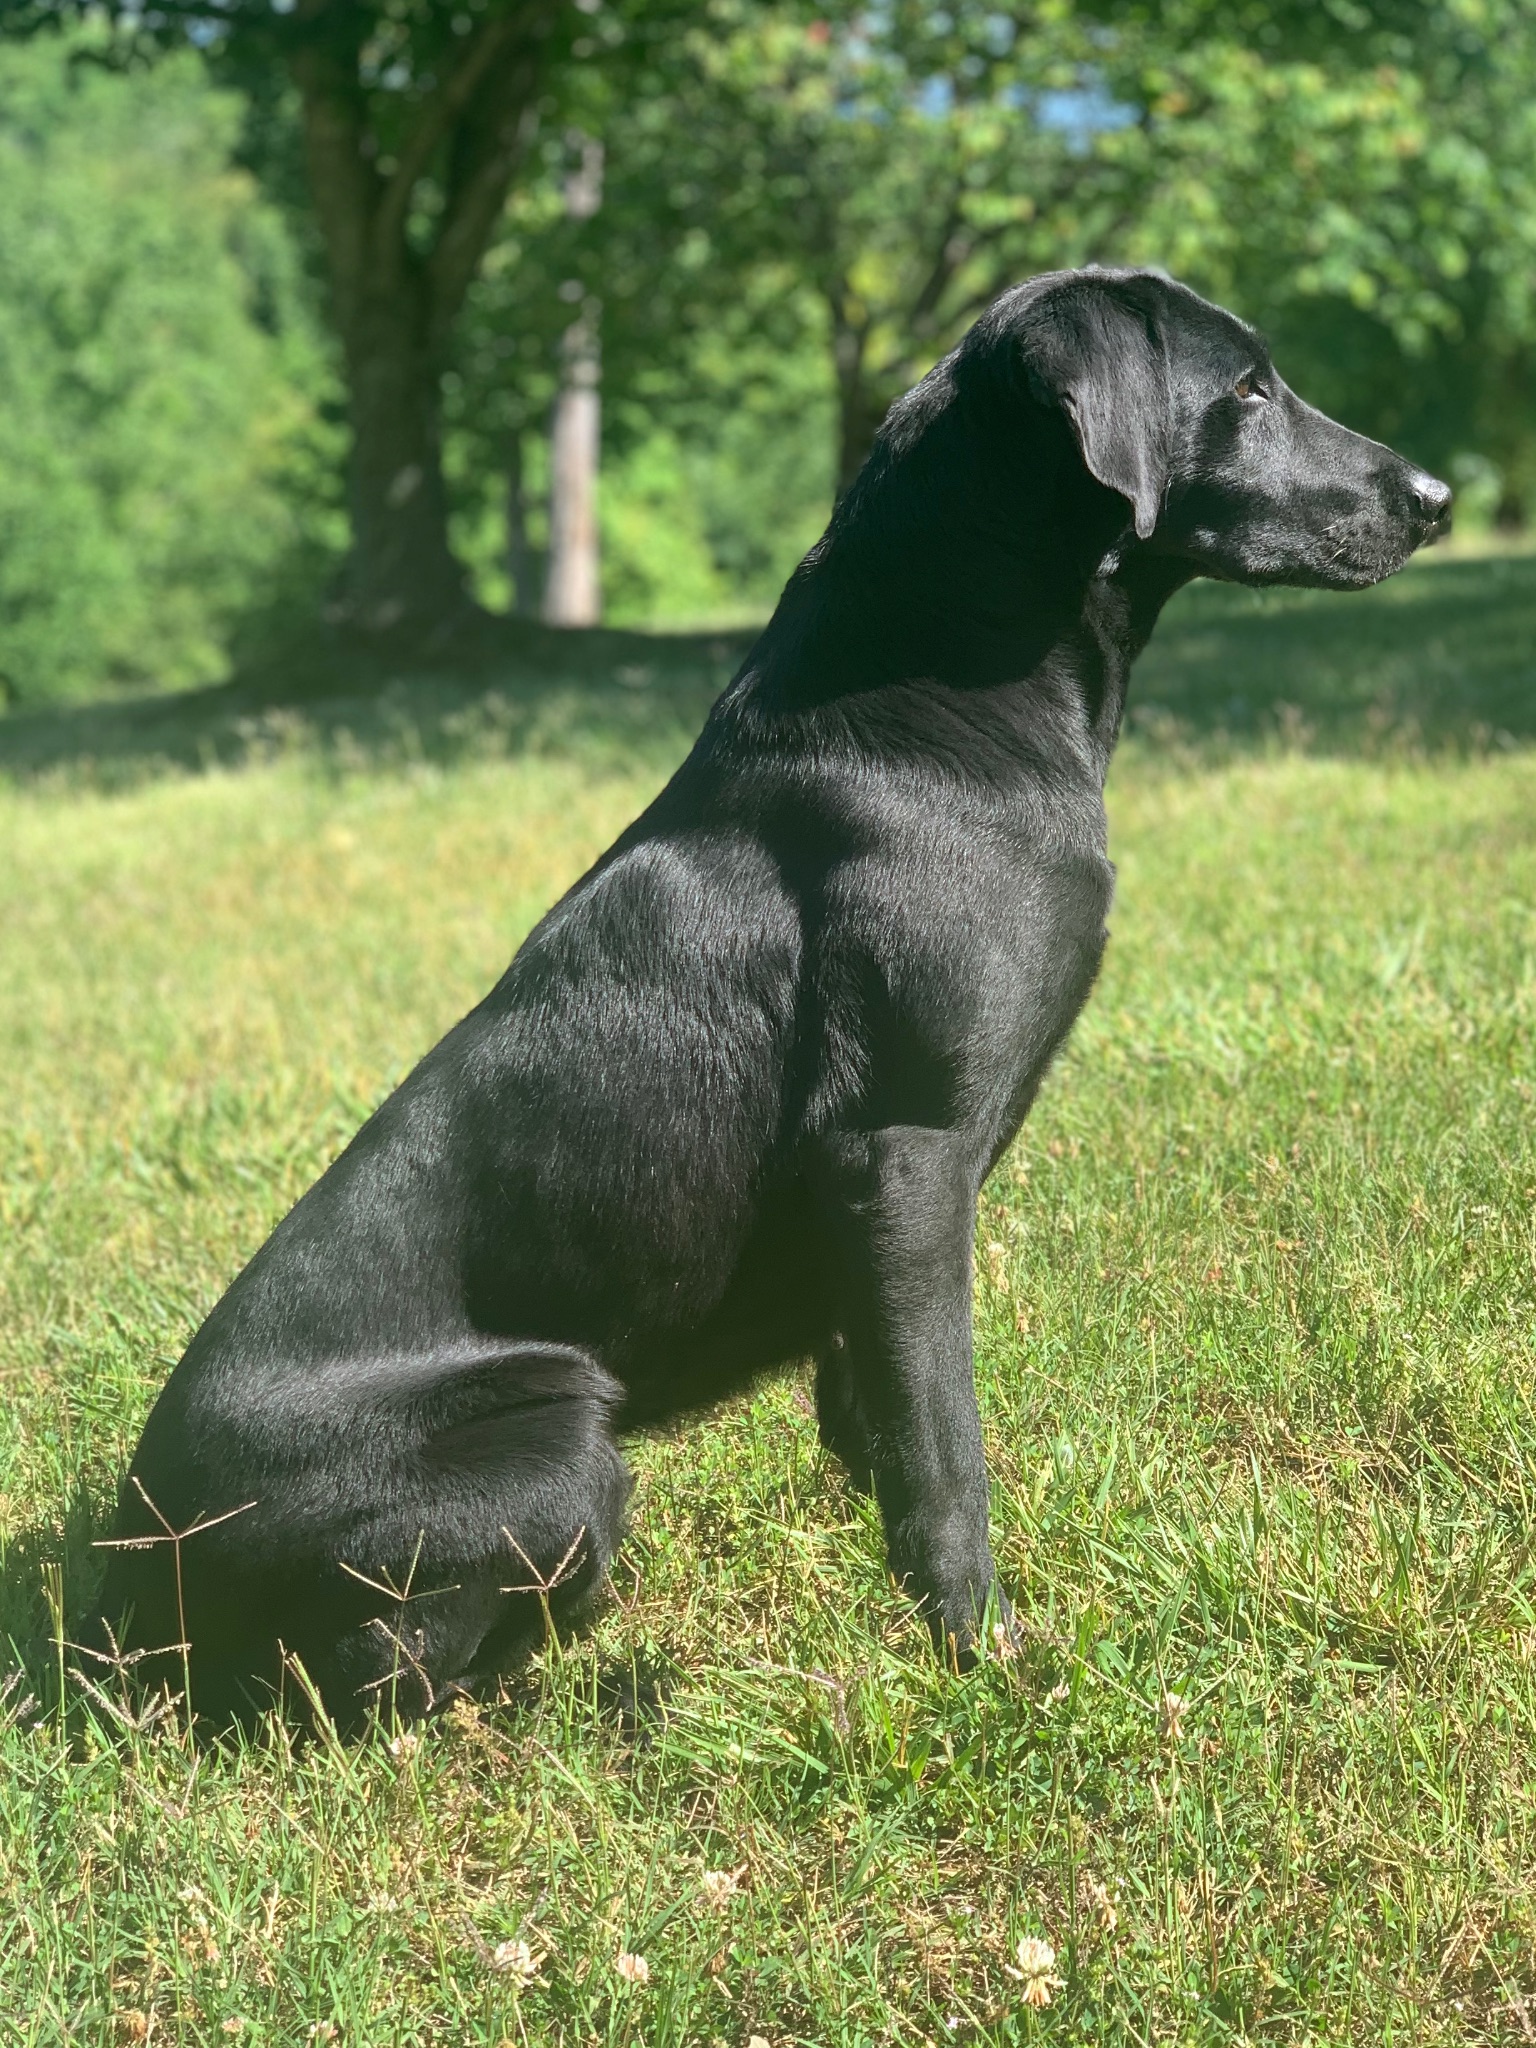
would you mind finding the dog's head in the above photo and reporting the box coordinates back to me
[994,269,1451,588]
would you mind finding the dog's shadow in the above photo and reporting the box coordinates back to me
[0,1475,117,1709]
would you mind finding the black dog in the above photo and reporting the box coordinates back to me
[95,268,1450,1726]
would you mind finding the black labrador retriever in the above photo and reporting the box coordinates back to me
[94,268,1450,1726]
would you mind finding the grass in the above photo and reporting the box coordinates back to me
[3,548,1536,2044]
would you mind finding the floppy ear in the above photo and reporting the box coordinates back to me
[1023,284,1172,540]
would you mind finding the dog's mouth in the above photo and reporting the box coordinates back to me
[1413,500,1454,551]
[1301,489,1453,590]
[1152,464,1454,593]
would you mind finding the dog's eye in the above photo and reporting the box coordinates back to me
[1235,374,1268,403]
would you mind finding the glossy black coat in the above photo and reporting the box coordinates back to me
[96,269,1451,1725]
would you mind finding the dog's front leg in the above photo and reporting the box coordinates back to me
[812,1126,997,1661]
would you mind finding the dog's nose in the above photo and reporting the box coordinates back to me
[1408,470,1453,525]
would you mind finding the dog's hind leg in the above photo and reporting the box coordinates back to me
[101,1345,635,1733]
[291,1361,633,1729]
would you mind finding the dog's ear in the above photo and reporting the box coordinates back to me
[1022,282,1172,540]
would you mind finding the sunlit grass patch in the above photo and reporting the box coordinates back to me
[3,626,1536,2039]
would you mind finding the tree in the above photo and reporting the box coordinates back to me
[442,82,839,620]
[585,4,1121,498]
[1208,0,1536,521]
[542,132,604,623]
[0,0,605,628]
[0,35,335,705]
[284,1,556,626]
[533,0,1536,504]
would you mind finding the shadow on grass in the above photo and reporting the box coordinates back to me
[0,611,752,790]
[1128,546,1536,756]
[0,550,1532,788]
[0,1475,116,1707]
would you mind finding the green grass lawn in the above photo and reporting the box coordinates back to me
[3,551,1536,2044]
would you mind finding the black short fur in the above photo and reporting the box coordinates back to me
[94,269,1451,1728]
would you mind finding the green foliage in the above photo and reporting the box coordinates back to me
[433,0,1536,626]
[1109,2,1536,505]
[0,37,340,707]
[0,1,1535,687]
[448,260,835,622]
[3,554,1536,2040]
[486,0,1536,507]
[0,0,685,628]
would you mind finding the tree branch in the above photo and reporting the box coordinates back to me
[373,7,532,259]
[907,196,969,335]
[900,154,1115,357]
[288,3,383,332]
[426,8,558,342]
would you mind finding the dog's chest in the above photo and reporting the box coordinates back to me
[805,793,1113,1148]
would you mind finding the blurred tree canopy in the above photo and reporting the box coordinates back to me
[0,0,1533,695]
[490,0,1536,496]
[0,38,338,705]
[0,0,627,629]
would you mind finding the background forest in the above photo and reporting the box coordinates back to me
[0,0,1534,707]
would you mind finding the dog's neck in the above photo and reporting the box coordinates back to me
[1073,550,1197,760]
[733,384,1196,782]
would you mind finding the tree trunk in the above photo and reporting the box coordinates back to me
[506,429,541,616]
[288,6,557,633]
[543,306,602,624]
[832,308,886,499]
[1494,478,1528,532]
[542,135,604,627]
[338,285,465,629]
[835,380,890,499]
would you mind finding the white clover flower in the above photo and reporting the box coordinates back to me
[1007,1935,1065,2008]
[490,1938,540,1985]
